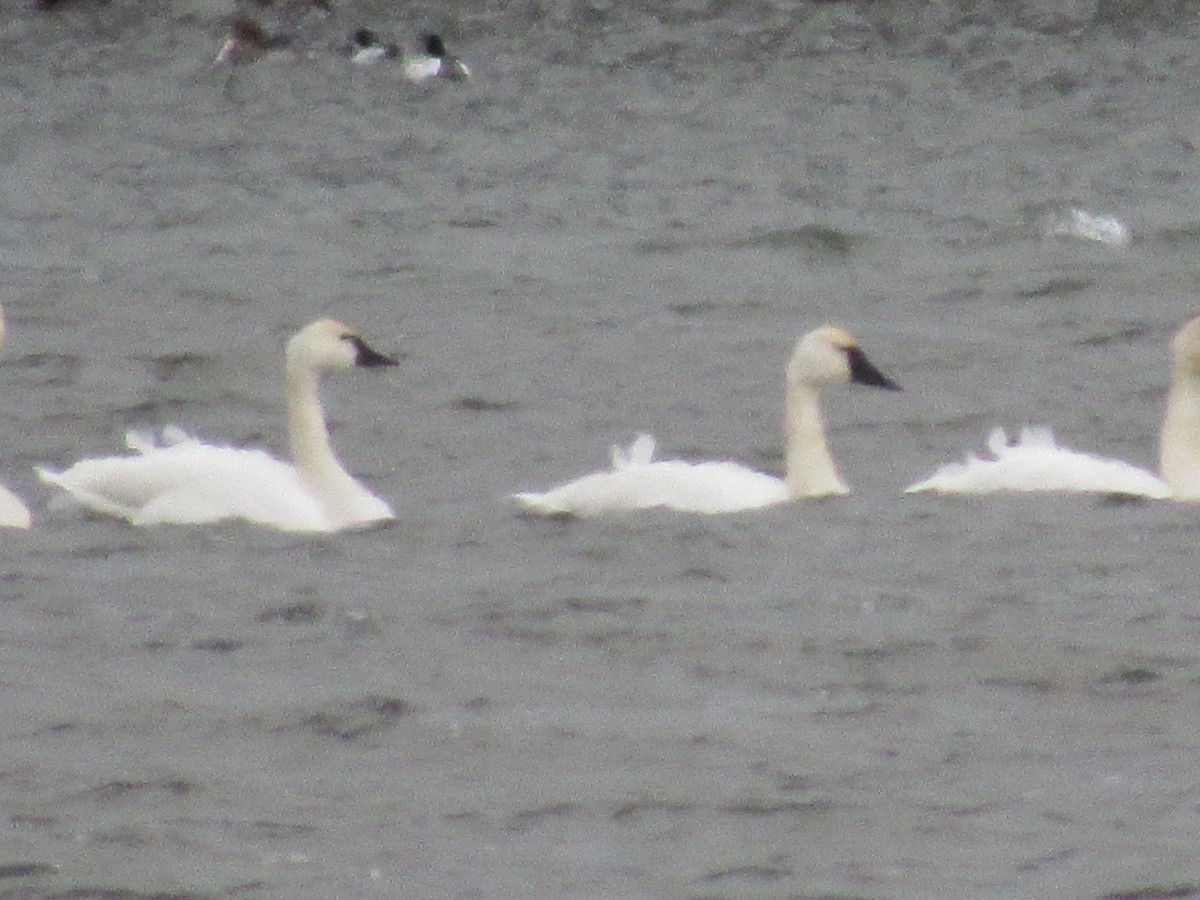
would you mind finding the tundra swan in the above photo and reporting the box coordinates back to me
[0,307,31,529]
[0,483,30,529]
[511,326,901,515]
[905,314,1200,499]
[37,319,398,532]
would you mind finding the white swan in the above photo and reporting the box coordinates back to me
[37,319,398,532]
[0,306,31,529]
[511,326,901,515]
[905,314,1200,499]
[904,427,1172,498]
[0,482,30,529]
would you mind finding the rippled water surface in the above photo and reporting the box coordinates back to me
[4,1,1200,897]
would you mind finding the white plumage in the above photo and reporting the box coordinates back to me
[0,306,31,529]
[37,319,398,532]
[0,483,30,530]
[512,327,900,516]
[512,433,792,516]
[904,427,1170,498]
[906,314,1200,500]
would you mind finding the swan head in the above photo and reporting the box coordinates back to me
[286,319,399,374]
[1171,314,1200,379]
[787,326,901,391]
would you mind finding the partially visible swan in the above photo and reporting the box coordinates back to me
[904,427,1171,498]
[511,326,901,515]
[0,306,31,529]
[0,483,30,529]
[37,319,398,532]
[905,314,1200,499]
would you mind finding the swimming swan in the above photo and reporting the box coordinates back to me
[37,319,398,531]
[903,426,1172,498]
[511,326,901,515]
[0,306,31,529]
[905,314,1200,499]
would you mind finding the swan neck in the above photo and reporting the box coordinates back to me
[286,363,341,478]
[784,380,848,498]
[1160,368,1200,497]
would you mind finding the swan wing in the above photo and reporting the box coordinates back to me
[132,457,327,530]
[38,431,332,531]
[905,427,1171,498]
[513,457,789,515]
[610,433,656,469]
[632,459,790,513]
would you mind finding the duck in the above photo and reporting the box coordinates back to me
[511,326,901,516]
[403,33,470,82]
[348,28,399,65]
[37,320,398,532]
[905,314,1200,499]
[0,307,31,530]
[214,15,294,65]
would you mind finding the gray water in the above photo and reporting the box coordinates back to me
[4,1,1200,897]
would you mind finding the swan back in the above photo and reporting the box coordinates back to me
[0,483,31,529]
[905,427,1171,498]
[38,430,329,529]
[512,435,790,515]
